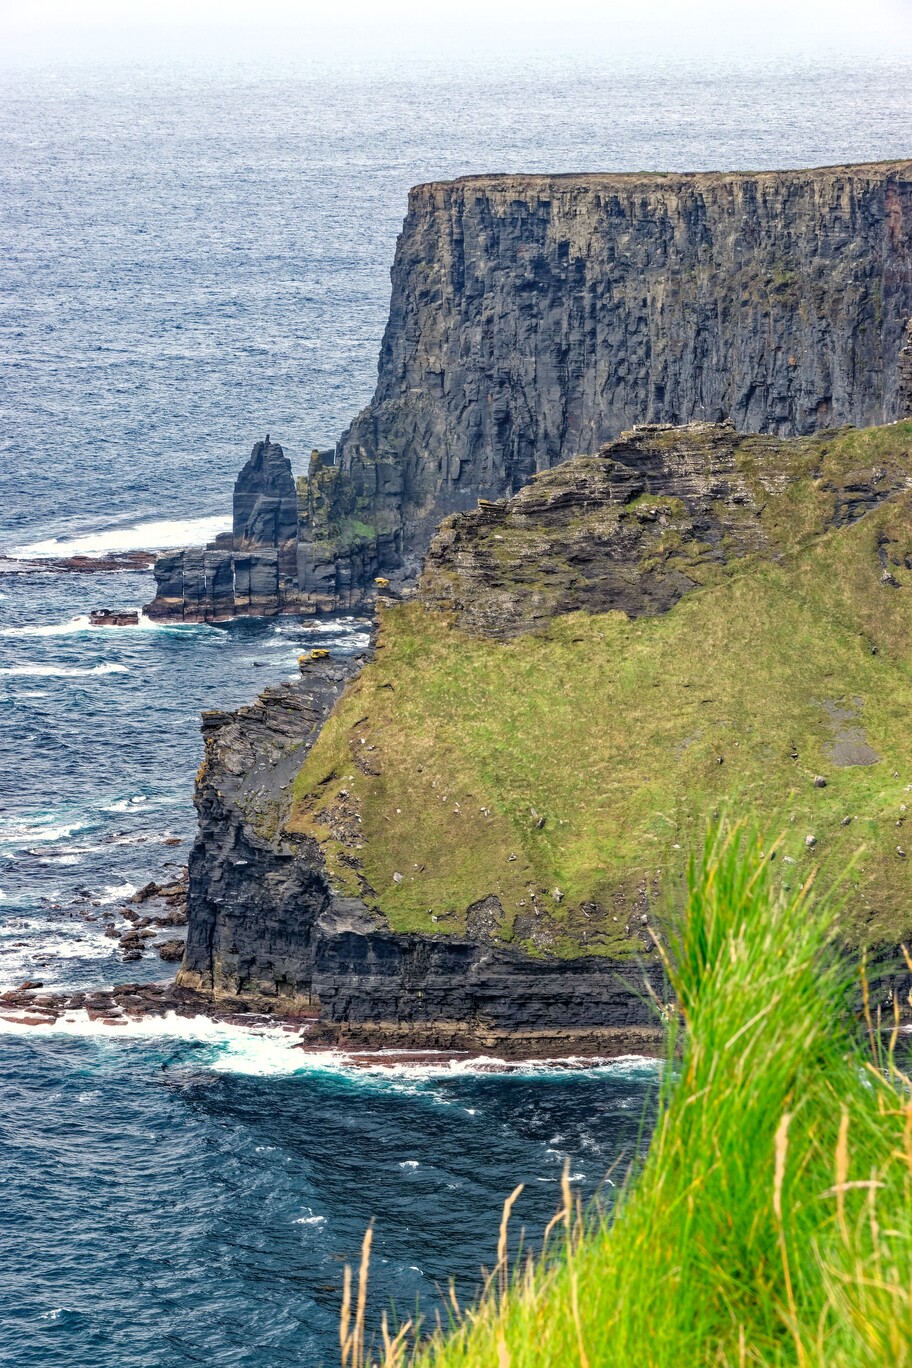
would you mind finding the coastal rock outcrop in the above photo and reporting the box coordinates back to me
[177,654,666,1055]
[175,418,912,1050]
[146,436,303,621]
[150,161,912,620]
[419,420,912,637]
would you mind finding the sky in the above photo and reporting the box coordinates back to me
[2,0,912,65]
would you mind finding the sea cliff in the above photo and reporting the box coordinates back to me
[148,161,912,622]
[177,419,912,1048]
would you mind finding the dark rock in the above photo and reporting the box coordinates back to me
[147,162,912,622]
[89,610,140,627]
[18,980,43,991]
[146,438,301,622]
[0,551,155,576]
[133,882,160,903]
[315,162,912,602]
[177,652,667,1054]
[157,939,186,962]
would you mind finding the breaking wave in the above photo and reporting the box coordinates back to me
[11,515,231,559]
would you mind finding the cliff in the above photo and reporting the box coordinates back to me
[179,420,912,1048]
[149,161,912,621]
[177,650,666,1056]
[321,161,912,598]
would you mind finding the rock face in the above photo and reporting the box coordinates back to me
[146,437,302,621]
[149,162,912,620]
[419,420,912,637]
[177,655,666,1055]
[901,319,912,419]
[318,162,912,600]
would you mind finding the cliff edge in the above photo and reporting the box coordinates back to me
[149,161,912,621]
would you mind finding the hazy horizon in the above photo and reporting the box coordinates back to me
[3,0,912,66]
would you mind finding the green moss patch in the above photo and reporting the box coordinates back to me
[289,442,912,953]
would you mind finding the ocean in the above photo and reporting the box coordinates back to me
[1,51,910,1367]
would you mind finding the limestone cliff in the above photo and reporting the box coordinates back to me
[178,420,912,1050]
[150,162,912,621]
[318,162,912,599]
[177,653,666,1056]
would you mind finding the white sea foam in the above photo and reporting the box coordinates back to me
[0,663,129,678]
[0,615,94,637]
[0,1009,661,1085]
[0,610,198,638]
[12,515,231,559]
[0,817,86,844]
[99,882,138,903]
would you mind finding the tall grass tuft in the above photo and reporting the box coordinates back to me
[342,821,912,1366]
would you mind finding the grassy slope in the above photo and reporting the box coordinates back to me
[289,424,912,953]
[397,827,912,1368]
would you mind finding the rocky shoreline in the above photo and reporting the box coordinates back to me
[0,978,665,1062]
[0,551,156,575]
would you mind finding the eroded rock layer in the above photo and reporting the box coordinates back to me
[177,655,666,1056]
[324,163,912,590]
[419,421,912,637]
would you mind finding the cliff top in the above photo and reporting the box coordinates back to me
[289,420,912,955]
[411,159,912,197]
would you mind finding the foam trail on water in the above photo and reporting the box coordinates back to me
[0,663,129,677]
[0,1010,662,1084]
[12,515,231,559]
[0,615,95,637]
[0,612,202,637]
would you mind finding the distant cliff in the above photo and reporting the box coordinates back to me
[150,161,912,619]
[323,162,912,584]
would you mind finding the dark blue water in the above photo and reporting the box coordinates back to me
[1,50,911,1368]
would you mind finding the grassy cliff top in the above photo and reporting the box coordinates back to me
[288,423,912,955]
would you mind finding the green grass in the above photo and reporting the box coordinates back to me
[290,484,912,952]
[345,826,912,1366]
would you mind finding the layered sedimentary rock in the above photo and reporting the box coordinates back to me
[150,162,912,619]
[178,655,665,1055]
[320,161,912,597]
[419,421,912,637]
[147,437,302,621]
[179,419,912,1048]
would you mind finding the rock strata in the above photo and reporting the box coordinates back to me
[149,162,912,620]
[176,652,667,1055]
[146,436,303,622]
[320,162,912,604]
[419,421,912,637]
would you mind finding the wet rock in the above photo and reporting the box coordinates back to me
[89,609,140,627]
[133,882,161,903]
[157,939,186,962]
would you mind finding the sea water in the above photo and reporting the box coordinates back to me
[1,51,910,1367]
